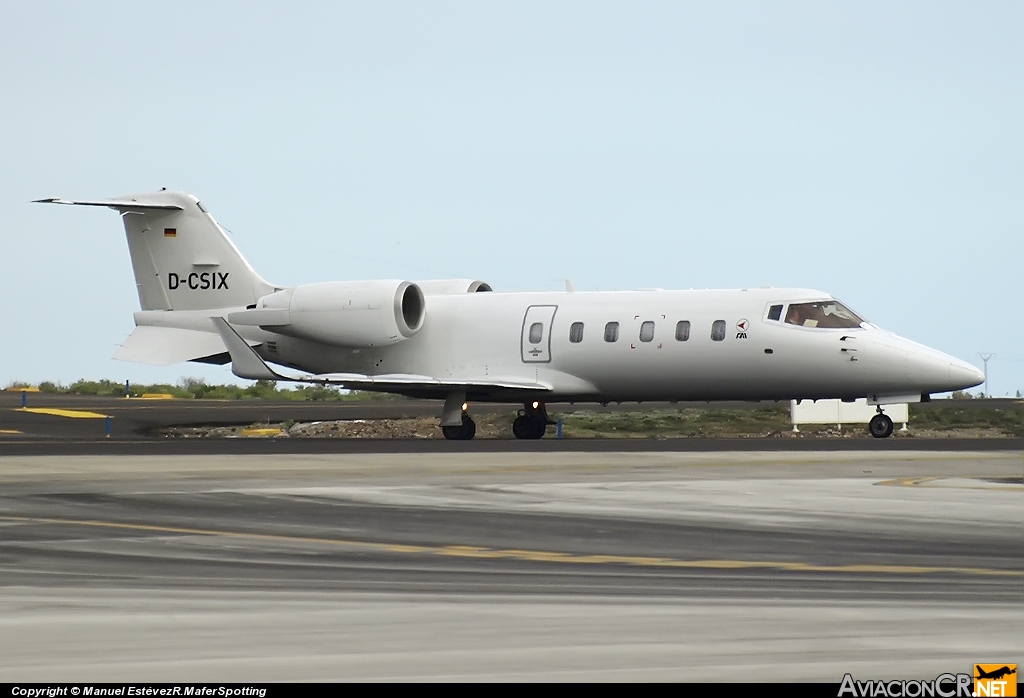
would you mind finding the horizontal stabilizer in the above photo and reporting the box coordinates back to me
[113,326,234,366]
[34,197,183,211]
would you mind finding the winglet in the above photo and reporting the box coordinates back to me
[210,318,280,380]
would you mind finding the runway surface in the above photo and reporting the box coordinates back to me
[1,449,1021,681]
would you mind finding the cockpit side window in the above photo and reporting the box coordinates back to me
[767,304,783,321]
[784,301,864,329]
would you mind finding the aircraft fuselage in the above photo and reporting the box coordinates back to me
[218,287,980,404]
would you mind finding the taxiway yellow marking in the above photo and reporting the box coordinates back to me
[0,514,1019,578]
[878,476,1024,492]
[15,408,109,419]
[878,477,934,487]
[0,429,22,434]
[241,428,285,437]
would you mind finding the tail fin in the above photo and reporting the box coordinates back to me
[36,190,274,311]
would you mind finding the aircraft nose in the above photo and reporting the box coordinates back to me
[948,360,985,390]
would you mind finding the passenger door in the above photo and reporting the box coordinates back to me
[521,305,558,363]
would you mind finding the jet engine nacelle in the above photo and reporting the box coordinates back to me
[416,279,493,295]
[233,280,425,348]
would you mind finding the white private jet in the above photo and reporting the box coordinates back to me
[37,190,983,439]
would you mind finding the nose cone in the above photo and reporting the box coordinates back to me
[871,331,985,394]
[910,350,984,393]
[948,359,985,390]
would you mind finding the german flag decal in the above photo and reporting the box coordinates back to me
[164,228,177,237]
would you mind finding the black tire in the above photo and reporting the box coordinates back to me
[512,415,532,439]
[868,413,894,439]
[512,416,546,440]
[442,415,476,440]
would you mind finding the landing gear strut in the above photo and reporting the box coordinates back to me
[441,391,476,440]
[512,401,554,440]
[868,410,894,439]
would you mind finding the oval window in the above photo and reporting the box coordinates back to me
[529,322,543,344]
[569,322,584,343]
[639,321,655,342]
[711,320,726,341]
[604,322,619,343]
[675,320,690,342]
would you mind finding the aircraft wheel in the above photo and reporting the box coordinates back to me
[442,415,476,440]
[512,415,546,440]
[512,415,532,439]
[868,413,894,439]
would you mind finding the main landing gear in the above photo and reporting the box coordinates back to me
[868,409,894,439]
[441,391,476,441]
[442,413,476,441]
[439,396,554,440]
[512,401,554,440]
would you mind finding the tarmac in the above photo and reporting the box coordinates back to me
[1,393,1021,680]
[1,448,1022,681]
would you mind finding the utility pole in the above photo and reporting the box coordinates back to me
[977,353,995,397]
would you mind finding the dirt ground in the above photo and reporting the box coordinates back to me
[159,418,1010,440]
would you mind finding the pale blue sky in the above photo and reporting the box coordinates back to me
[2,2,1021,393]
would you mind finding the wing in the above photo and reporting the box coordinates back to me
[210,318,551,394]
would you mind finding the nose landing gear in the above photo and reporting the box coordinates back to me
[512,401,554,440]
[868,410,894,439]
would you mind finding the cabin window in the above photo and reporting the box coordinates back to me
[569,322,584,343]
[604,322,619,342]
[675,320,690,341]
[711,320,726,341]
[785,301,864,329]
[767,304,783,321]
[639,321,655,342]
[529,322,544,344]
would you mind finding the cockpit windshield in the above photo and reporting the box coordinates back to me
[784,301,864,329]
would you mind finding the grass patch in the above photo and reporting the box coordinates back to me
[910,404,1024,437]
[557,407,793,439]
